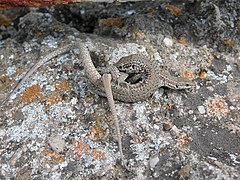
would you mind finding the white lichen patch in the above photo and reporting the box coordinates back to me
[163,37,174,47]
[159,43,212,72]
[206,70,231,84]
[41,36,58,49]
[108,43,148,64]
[5,103,48,143]
[229,153,240,165]
[45,84,56,91]
[150,133,172,150]
[133,103,149,126]
[56,53,71,66]
[49,103,76,122]
[198,105,206,114]
[70,97,78,105]
[6,65,16,76]
[22,39,39,53]
[130,142,149,161]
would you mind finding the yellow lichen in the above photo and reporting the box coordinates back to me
[34,32,42,39]
[236,20,240,30]
[89,114,104,122]
[72,141,91,159]
[165,4,182,16]
[54,24,65,31]
[87,125,105,140]
[146,7,155,14]
[0,74,10,90]
[209,54,215,61]
[199,71,207,79]
[44,81,71,106]
[56,81,70,91]
[90,148,106,161]
[176,36,187,45]
[46,93,62,106]
[99,17,123,28]
[22,84,43,103]
[0,73,9,83]
[222,38,235,46]
[182,70,194,80]
[164,103,174,110]
[72,141,106,160]
[195,66,208,79]
[0,15,12,26]
[44,150,65,165]
[132,30,146,39]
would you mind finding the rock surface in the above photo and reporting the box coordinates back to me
[0,1,239,179]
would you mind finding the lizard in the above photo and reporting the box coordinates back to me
[102,74,124,161]
[90,54,196,102]
[0,40,196,105]
[114,54,196,92]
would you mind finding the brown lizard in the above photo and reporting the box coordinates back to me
[102,74,124,161]
[1,40,195,105]
[90,54,196,102]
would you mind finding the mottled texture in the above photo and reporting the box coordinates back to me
[0,2,239,179]
[92,54,196,102]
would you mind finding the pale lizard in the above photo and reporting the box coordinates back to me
[91,54,196,102]
[114,54,196,92]
[102,74,124,161]
[1,40,195,105]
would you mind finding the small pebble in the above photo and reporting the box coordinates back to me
[188,110,194,114]
[198,106,206,114]
[226,65,232,71]
[214,160,223,167]
[163,37,173,47]
[48,134,65,153]
[150,155,159,168]
[171,125,180,136]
